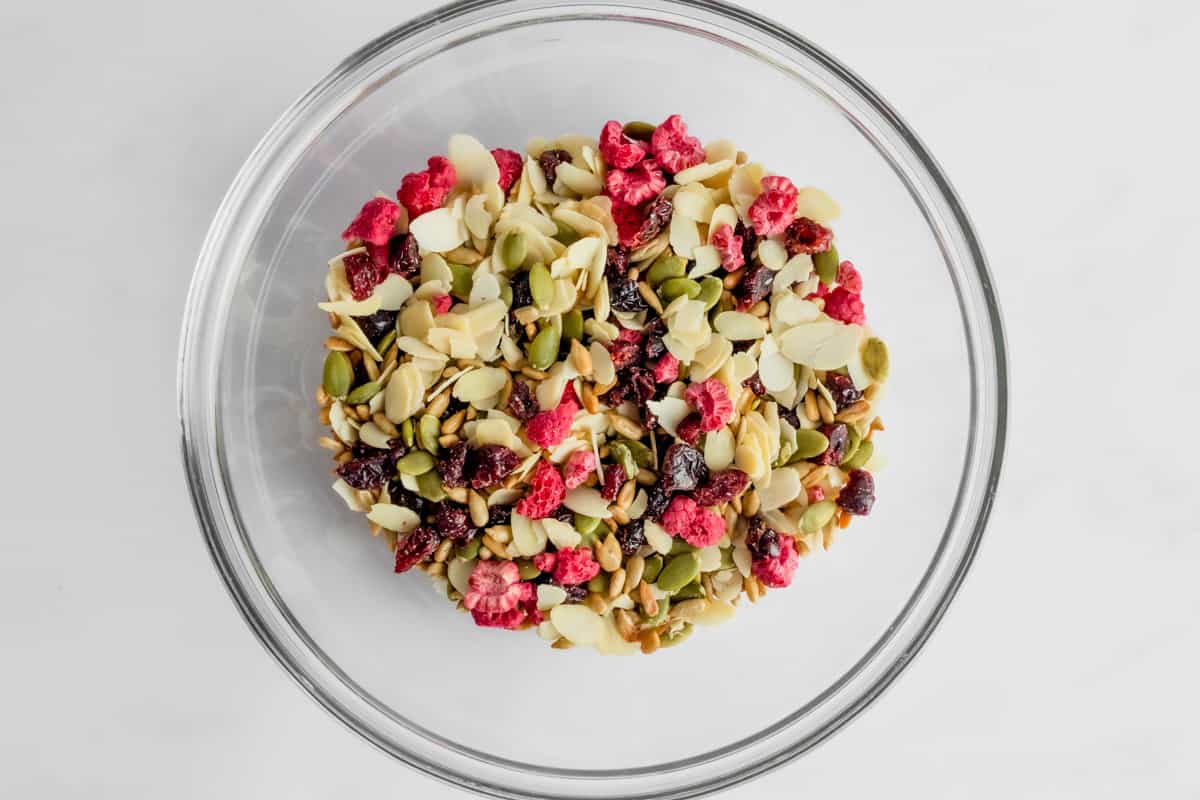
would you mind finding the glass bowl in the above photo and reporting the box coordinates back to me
[177,0,1007,797]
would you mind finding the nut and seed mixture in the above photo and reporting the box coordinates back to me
[316,116,890,654]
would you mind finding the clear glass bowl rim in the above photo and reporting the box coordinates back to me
[177,1,1008,797]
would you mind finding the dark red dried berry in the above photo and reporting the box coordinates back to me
[601,463,626,502]
[509,272,533,311]
[608,278,649,313]
[538,148,573,185]
[388,233,421,277]
[470,445,520,489]
[336,451,395,490]
[735,220,758,265]
[742,372,766,397]
[343,251,384,301]
[606,335,643,370]
[817,423,850,465]
[437,442,470,488]
[506,378,539,422]
[387,481,429,518]
[824,373,862,410]
[745,517,781,560]
[778,406,802,429]
[640,195,673,243]
[394,526,442,573]
[660,443,708,494]
[605,245,631,279]
[642,318,668,359]
[353,308,398,343]
[692,469,750,507]
[559,583,588,603]
[644,485,670,520]
[676,413,703,446]
[487,504,512,527]
[784,217,833,255]
[436,503,473,542]
[837,469,876,516]
[551,505,576,525]
[616,519,647,556]
[735,263,775,311]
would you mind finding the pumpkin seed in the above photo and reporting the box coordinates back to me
[400,417,415,448]
[657,552,701,593]
[416,470,447,502]
[500,230,527,270]
[669,538,697,555]
[562,309,583,342]
[697,275,723,311]
[660,622,694,648]
[801,500,837,533]
[674,579,705,600]
[587,572,609,594]
[792,429,830,459]
[620,438,655,468]
[642,554,664,583]
[517,560,540,580]
[377,329,397,357]
[396,451,435,476]
[449,262,474,300]
[553,218,580,245]
[623,120,656,141]
[458,538,481,560]
[659,277,701,303]
[526,325,561,370]
[646,254,686,287]
[862,337,889,382]
[841,438,874,470]
[418,414,441,454]
[322,351,353,399]
[529,262,553,310]
[345,380,381,405]
[500,283,513,308]
[841,424,862,465]
[607,442,637,481]
[814,245,839,286]
[719,548,734,569]
[574,513,603,537]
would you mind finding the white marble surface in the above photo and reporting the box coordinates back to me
[1,0,1197,796]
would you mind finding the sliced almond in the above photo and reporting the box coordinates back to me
[410,208,467,253]
[562,487,612,519]
[452,366,507,403]
[367,504,421,532]
[778,320,863,369]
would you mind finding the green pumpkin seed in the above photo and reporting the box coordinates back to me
[562,309,583,342]
[841,424,862,466]
[646,254,686,287]
[345,380,381,405]
[657,552,701,593]
[587,572,609,594]
[801,500,837,533]
[619,438,654,468]
[377,329,397,357]
[322,351,353,399]
[623,120,656,141]
[660,622,694,648]
[642,554,664,584]
[841,438,874,470]
[673,579,705,600]
[862,337,889,382]
[643,595,670,626]
[417,414,441,454]
[719,548,734,569]
[457,539,481,560]
[697,275,723,311]
[526,325,561,370]
[607,442,637,481]
[401,417,415,448]
[792,429,830,459]
[574,513,603,537]
[449,262,474,301]
[529,262,554,311]
[659,277,701,304]
[396,450,435,476]
[814,245,839,286]
[553,219,580,245]
[500,283,513,308]
[416,469,446,502]
[500,230,527,270]
[517,560,540,580]
[776,439,796,468]
[669,539,697,556]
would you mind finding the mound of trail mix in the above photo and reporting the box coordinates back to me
[315,116,890,654]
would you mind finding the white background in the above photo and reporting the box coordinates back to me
[2,0,1198,797]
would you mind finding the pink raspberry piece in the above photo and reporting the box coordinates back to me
[430,293,453,315]
[650,114,705,174]
[711,224,745,270]
[397,155,458,220]
[836,260,862,294]
[515,459,566,520]
[561,449,596,490]
[660,497,725,547]
[684,378,734,432]
[532,552,557,573]
[464,560,523,613]
[599,120,650,169]
[823,287,866,325]
[491,148,524,193]
[748,175,799,236]
[807,486,826,504]
[525,385,579,449]
[652,353,679,384]
[753,534,799,588]
[341,197,401,246]
[552,546,600,585]
[605,160,666,207]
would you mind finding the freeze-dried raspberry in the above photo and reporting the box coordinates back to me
[650,114,705,174]
[506,379,539,422]
[562,449,596,489]
[431,293,453,315]
[823,287,866,325]
[752,533,799,588]
[552,546,600,585]
[600,462,626,502]
[491,148,524,193]
[515,459,566,519]
[607,336,642,370]
[748,175,799,236]
[470,445,521,489]
[518,580,543,626]
[525,387,577,450]
[343,251,385,301]
[652,353,679,384]
[393,526,442,573]
[783,216,832,255]
[599,120,650,169]
[605,160,667,207]
[805,282,830,300]
[611,200,648,248]
[836,260,862,294]
[342,197,401,246]
[676,413,702,446]
[692,469,750,507]
[711,223,745,270]
[532,551,557,573]
[464,559,523,613]
[471,606,526,630]
[397,156,457,219]
[685,378,734,432]
[807,486,826,504]
[661,496,726,547]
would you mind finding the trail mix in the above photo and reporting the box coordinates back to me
[315,116,890,654]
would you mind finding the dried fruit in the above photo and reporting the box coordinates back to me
[605,245,631,279]
[605,160,666,206]
[645,485,670,520]
[745,518,781,560]
[734,262,775,310]
[515,459,566,519]
[650,114,705,174]
[436,503,474,542]
[607,277,649,313]
[837,469,876,515]
[394,526,442,573]
[342,197,401,246]
[553,546,601,585]
[343,251,384,301]
[742,372,766,397]
[537,148,573,185]
[652,353,679,383]
[491,147,524,193]
[387,233,421,277]
[353,308,398,343]
[336,450,395,490]
[509,271,533,310]
[661,496,725,547]
[783,216,832,255]
[397,156,456,219]
[659,443,708,494]
[470,445,520,489]
[676,413,703,446]
[437,442,470,488]
[526,395,574,449]
[692,469,749,506]
[711,223,745,270]
[817,423,850,465]
[600,462,626,502]
[562,449,596,490]
[748,175,799,236]
[824,372,862,410]
[616,519,647,556]
[836,260,862,293]
[823,287,866,325]
[506,378,539,422]
[430,294,454,315]
[752,533,798,588]
[684,379,734,432]
[599,120,650,169]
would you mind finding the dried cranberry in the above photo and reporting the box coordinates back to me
[606,335,643,369]
[388,233,421,278]
[605,245,630,279]
[642,318,668,359]
[837,469,876,516]
[436,503,474,542]
[735,220,758,265]
[693,469,750,507]
[386,481,427,516]
[742,372,766,397]
[487,504,512,527]
[817,423,850,465]
[660,443,708,494]
[353,308,398,343]
[343,251,383,301]
[551,505,576,525]
[745,518,782,560]
[784,217,833,255]
[509,272,533,311]
[394,526,442,573]
[625,367,657,406]
[735,263,775,310]
[608,278,648,313]
[824,373,862,410]
[470,445,521,489]
[644,485,669,520]
[437,442,470,488]
[559,584,588,603]
[616,519,647,556]
[601,463,626,502]
[676,413,703,446]
[778,406,802,429]
[336,451,395,490]
[538,148,573,185]
[639,196,673,243]
[506,379,539,422]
